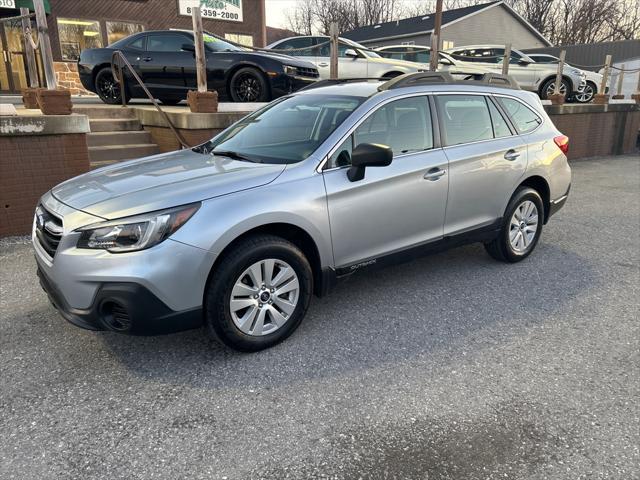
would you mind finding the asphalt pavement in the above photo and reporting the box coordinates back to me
[1,155,638,479]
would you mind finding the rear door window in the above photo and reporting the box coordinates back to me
[274,37,316,56]
[435,95,493,146]
[487,99,513,138]
[497,97,542,134]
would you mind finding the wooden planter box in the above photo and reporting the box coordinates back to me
[593,93,610,105]
[632,93,640,105]
[22,88,39,109]
[187,90,218,113]
[37,89,72,115]
[547,93,565,105]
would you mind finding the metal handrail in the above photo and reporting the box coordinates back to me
[111,50,190,149]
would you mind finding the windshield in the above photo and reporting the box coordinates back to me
[203,32,243,52]
[197,94,364,164]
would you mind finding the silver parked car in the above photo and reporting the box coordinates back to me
[446,45,586,99]
[267,35,426,80]
[527,53,605,103]
[34,73,571,351]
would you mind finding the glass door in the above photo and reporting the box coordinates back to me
[0,23,13,92]
[0,19,39,93]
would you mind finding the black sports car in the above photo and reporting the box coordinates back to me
[78,30,320,104]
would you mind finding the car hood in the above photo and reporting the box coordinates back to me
[52,149,285,219]
[242,50,317,68]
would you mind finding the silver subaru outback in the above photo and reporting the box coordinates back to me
[33,72,571,351]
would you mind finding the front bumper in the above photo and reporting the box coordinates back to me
[270,73,318,97]
[37,266,203,334]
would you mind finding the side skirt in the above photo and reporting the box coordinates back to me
[334,219,502,278]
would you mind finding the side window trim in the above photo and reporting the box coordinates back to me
[320,93,437,172]
[128,34,146,51]
[487,95,518,136]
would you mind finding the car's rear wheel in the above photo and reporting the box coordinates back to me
[229,67,270,102]
[484,187,544,262]
[573,81,596,103]
[95,67,129,105]
[204,235,312,351]
[540,77,570,100]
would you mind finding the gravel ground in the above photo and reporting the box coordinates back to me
[1,155,638,480]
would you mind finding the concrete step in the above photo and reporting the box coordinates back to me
[73,106,136,119]
[89,118,142,132]
[87,130,153,147]
[88,144,160,164]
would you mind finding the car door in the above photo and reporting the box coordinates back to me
[500,51,535,90]
[435,93,527,235]
[322,95,449,268]
[314,40,368,79]
[140,32,196,95]
[118,35,147,97]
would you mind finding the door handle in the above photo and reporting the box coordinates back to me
[318,62,329,67]
[504,149,521,161]
[142,57,153,62]
[424,168,446,181]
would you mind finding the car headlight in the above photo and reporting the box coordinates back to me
[283,65,298,76]
[76,203,200,253]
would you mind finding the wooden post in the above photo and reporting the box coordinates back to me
[33,0,56,89]
[192,5,207,93]
[600,55,611,96]
[429,34,438,71]
[502,43,511,75]
[429,0,443,72]
[553,50,566,95]
[329,22,338,80]
[20,8,39,88]
[614,64,625,98]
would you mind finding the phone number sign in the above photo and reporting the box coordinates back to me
[0,0,16,9]
[178,0,243,22]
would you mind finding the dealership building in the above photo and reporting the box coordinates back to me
[0,0,266,94]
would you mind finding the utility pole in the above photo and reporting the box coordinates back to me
[33,0,56,89]
[191,6,207,93]
[429,0,443,72]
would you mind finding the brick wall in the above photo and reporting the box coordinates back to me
[144,126,225,152]
[54,62,95,96]
[548,109,640,160]
[0,134,90,237]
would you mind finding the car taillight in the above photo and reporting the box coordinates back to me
[554,135,569,154]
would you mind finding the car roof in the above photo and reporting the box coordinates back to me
[376,44,431,49]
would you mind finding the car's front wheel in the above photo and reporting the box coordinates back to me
[205,235,312,351]
[540,77,571,100]
[484,187,544,262]
[95,67,129,105]
[573,81,596,103]
[229,67,270,102]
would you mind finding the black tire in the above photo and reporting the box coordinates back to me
[229,67,270,102]
[573,81,596,103]
[95,67,129,105]
[204,235,312,352]
[539,77,571,100]
[158,97,183,106]
[484,187,544,263]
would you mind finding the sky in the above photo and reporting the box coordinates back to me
[264,0,424,29]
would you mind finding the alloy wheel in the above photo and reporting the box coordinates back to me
[509,200,539,252]
[233,73,262,102]
[97,72,120,102]
[545,80,567,98]
[574,83,595,103]
[229,259,300,336]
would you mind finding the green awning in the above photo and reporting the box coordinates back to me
[14,0,52,14]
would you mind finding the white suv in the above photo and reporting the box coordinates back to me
[267,36,426,80]
[446,45,586,99]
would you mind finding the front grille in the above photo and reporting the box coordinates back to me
[296,66,320,78]
[35,205,63,258]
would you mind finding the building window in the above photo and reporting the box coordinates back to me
[225,33,253,47]
[57,18,102,61]
[442,40,455,49]
[106,22,145,45]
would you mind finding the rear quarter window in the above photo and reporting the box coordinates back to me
[497,97,542,134]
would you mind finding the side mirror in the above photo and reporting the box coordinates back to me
[518,59,531,66]
[181,43,196,52]
[347,143,393,182]
[344,48,359,58]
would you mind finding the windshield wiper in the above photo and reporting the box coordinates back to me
[212,150,260,163]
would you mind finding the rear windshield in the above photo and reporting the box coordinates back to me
[197,94,364,164]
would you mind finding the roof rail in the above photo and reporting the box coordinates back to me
[299,78,384,91]
[378,71,520,91]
